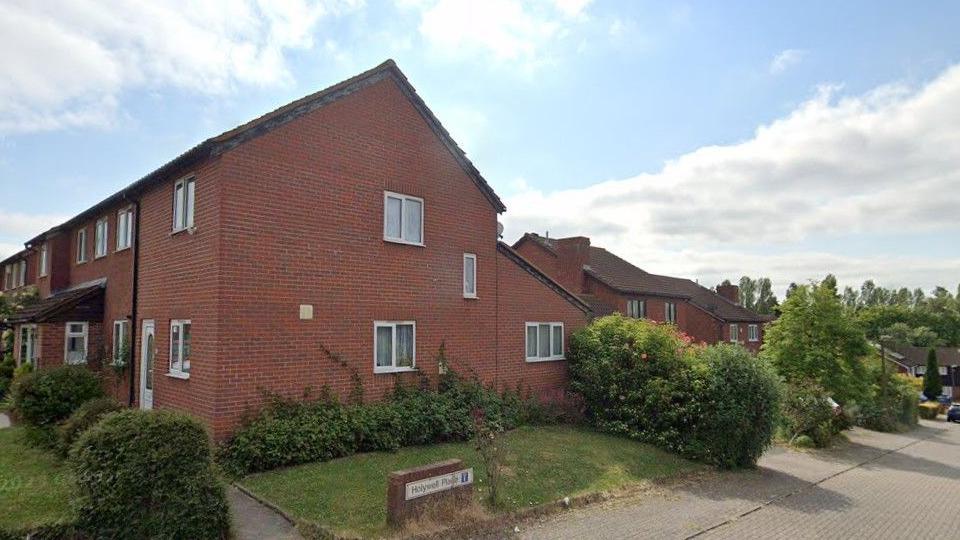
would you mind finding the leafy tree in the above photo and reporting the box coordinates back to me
[738,276,757,311]
[786,282,799,298]
[912,288,926,308]
[762,278,871,404]
[842,287,859,311]
[922,348,942,400]
[756,278,779,314]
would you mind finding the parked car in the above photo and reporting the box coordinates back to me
[948,404,960,423]
[937,395,952,406]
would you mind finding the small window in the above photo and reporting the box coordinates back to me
[117,208,133,250]
[383,192,424,245]
[525,322,564,362]
[729,324,739,342]
[374,321,416,372]
[39,243,48,277]
[169,320,192,377]
[463,253,477,298]
[173,177,196,232]
[3,265,10,289]
[95,217,109,258]
[748,324,759,342]
[939,366,948,376]
[627,299,645,318]
[113,320,130,364]
[665,302,677,324]
[64,322,88,364]
[19,325,38,367]
[915,366,925,376]
[17,260,26,287]
[76,228,88,263]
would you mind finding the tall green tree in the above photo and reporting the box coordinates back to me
[762,278,871,404]
[756,278,779,314]
[922,348,942,400]
[842,286,859,311]
[738,276,757,311]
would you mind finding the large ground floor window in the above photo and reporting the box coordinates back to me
[19,325,38,367]
[525,322,564,362]
[64,322,88,364]
[374,321,416,373]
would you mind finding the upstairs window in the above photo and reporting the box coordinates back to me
[76,228,88,263]
[383,192,423,245]
[117,208,133,250]
[463,253,477,298]
[729,324,739,342]
[627,299,645,318]
[39,243,48,277]
[665,302,677,324]
[748,324,759,342]
[173,177,196,232]
[95,217,109,258]
[17,260,26,287]
[170,320,192,378]
[374,321,416,372]
[65,322,88,364]
[525,322,564,362]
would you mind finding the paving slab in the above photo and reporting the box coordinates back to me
[228,485,303,540]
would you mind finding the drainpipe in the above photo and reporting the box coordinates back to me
[124,194,141,407]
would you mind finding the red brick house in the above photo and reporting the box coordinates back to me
[1,60,591,439]
[512,233,771,352]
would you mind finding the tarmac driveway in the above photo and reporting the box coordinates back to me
[520,420,960,539]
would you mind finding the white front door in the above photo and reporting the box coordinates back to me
[140,320,155,410]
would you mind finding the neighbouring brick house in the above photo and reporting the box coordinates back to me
[880,344,960,399]
[0,60,591,439]
[512,233,772,352]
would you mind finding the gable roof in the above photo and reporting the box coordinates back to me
[24,60,504,248]
[887,344,960,367]
[5,282,105,324]
[585,246,770,323]
[497,242,592,315]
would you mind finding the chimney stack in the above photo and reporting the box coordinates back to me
[717,283,740,305]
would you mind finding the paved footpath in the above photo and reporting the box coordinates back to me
[521,420,960,539]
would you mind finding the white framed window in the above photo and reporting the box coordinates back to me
[117,208,133,250]
[19,325,38,367]
[113,320,130,364]
[76,228,88,263]
[39,243,48,277]
[525,322,564,362]
[939,366,948,376]
[173,176,196,232]
[94,217,108,258]
[374,321,416,373]
[665,302,677,324]
[627,299,645,318]
[463,253,477,298]
[3,265,11,289]
[169,320,191,378]
[915,366,925,376]
[17,260,26,287]
[64,322,88,364]
[748,324,759,342]
[383,191,424,246]
[729,324,739,343]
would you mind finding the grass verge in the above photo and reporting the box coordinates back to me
[0,426,75,531]
[239,424,699,538]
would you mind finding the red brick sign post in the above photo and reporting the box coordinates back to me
[386,458,474,527]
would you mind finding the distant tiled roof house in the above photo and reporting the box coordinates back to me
[512,233,773,352]
[880,344,960,399]
[0,60,592,439]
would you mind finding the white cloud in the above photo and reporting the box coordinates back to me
[0,0,362,134]
[403,0,593,68]
[769,48,806,74]
[502,64,960,294]
[0,211,68,258]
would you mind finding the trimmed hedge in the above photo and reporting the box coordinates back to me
[219,376,542,477]
[567,315,781,468]
[918,402,939,420]
[71,410,229,539]
[10,366,104,426]
[58,397,123,456]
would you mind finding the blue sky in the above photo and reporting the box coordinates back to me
[2,0,959,296]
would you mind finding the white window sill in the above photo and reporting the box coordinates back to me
[463,294,478,300]
[374,366,418,374]
[383,237,425,247]
[115,246,131,253]
[170,226,196,237]
[524,357,565,363]
[166,371,191,380]
[76,260,87,265]
[95,254,107,260]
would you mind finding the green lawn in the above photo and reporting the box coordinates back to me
[240,425,699,538]
[0,427,75,531]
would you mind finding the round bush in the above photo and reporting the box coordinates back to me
[687,344,781,468]
[780,382,838,447]
[71,410,229,539]
[58,397,123,456]
[12,365,104,426]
